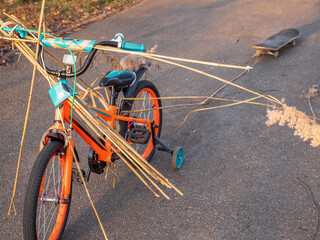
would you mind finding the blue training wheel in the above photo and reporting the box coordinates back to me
[171,147,184,170]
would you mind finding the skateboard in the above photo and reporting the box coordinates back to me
[252,28,300,58]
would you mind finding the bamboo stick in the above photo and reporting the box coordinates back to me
[146,55,280,105]
[0,20,182,200]
[93,45,251,70]
[7,0,46,215]
[69,97,175,197]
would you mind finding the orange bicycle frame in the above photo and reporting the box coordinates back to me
[40,98,153,198]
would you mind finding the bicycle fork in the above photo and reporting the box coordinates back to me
[40,108,74,203]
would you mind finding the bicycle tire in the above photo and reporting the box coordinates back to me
[23,141,72,240]
[120,80,162,161]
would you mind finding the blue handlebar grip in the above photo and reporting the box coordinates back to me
[122,42,146,52]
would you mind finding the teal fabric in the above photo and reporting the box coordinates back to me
[1,26,28,39]
[40,36,96,52]
[48,79,77,107]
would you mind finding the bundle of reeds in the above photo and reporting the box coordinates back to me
[0,19,182,200]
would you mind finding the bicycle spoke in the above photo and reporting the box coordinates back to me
[44,204,59,238]
[36,154,63,239]
[147,95,151,120]
[44,161,54,196]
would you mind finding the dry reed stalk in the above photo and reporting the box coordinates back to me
[113,162,116,188]
[90,90,96,107]
[93,45,251,70]
[54,107,109,240]
[1,21,182,199]
[180,96,262,125]
[70,103,165,197]
[0,36,37,42]
[6,0,46,215]
[43,47,110,109]
[1,24,109,110]
[119,96,279,115]
[200,56,263,105]
[104,88,110,104]
[67,141,109,240]
[144,55,280,105]
[66,91,181,195]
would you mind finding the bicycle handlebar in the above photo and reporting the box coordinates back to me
[1,26,147,77]
[40,36,96,52]
[1,26,146,52]
[38,41,118,78]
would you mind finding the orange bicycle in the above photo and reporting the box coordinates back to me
[3,31,185,239]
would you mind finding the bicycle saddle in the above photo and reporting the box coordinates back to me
[99,70,136,88]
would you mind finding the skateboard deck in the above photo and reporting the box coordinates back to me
[252,28,300,57]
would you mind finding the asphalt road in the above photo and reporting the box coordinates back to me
[1,0,320,239]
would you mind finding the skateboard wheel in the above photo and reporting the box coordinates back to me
[273,51,279,58]
[291,41,296,47]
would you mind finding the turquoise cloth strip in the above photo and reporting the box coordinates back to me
[48,79,78,107]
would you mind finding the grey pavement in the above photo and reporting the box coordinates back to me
[1,0,320,239]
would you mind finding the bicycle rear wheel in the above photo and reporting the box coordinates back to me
[121,80,162,161]
[23,141,72,240]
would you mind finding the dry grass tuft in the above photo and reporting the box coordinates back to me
[266,103,320,147]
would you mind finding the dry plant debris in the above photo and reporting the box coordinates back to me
[306,85,319,99]
[119,45,161,71]
[0,0,141,65]
[266,102,320,147]
[1,0,141,33]
[0,41,12,66]
[293,178,319,240]
[120,54,148,71]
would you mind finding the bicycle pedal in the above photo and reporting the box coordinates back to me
[128,127,150,144]
[72,168,86,184]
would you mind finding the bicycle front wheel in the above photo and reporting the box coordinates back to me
[23,141,72,240]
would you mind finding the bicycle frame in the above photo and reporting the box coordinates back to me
[0,24,186,239]
[39,93,154,198]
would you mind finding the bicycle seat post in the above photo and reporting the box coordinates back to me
[110,86,116,106]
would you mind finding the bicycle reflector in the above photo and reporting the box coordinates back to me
[63,54,77,65]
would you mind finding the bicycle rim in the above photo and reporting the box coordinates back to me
[36,152,68,239]
[130,87,161,159]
